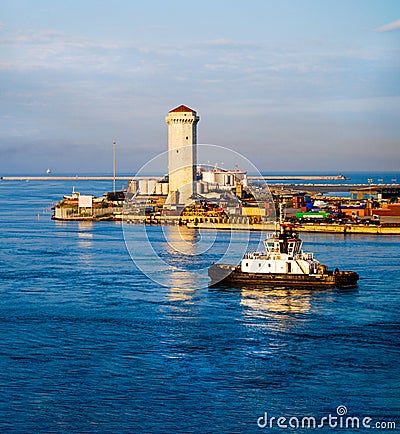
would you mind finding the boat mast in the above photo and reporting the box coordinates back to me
[113,141,117,193]
[279,201,285,234]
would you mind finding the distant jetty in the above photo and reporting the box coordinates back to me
[1,174,347,182]
[0,176,157,181]
[248,174,349,181]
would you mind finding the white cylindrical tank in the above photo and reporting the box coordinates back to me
[128,180,138,194]
[155,182,163,195]
[202,171,215,184]
[200,181,209,193]
[162,183,169,195]
[147,180,157,195]
[138,179,148,195]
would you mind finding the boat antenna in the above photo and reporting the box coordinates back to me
[113,141,117,193]
[279,201,285,234]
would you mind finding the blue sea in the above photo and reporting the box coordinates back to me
[0,176,399,433]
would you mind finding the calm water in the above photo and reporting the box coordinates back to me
[0,180,399,433]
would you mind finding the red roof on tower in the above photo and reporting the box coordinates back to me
[168,104,196,113]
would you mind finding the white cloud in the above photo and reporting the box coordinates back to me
[374,19,400,32]
[0,29,130,72]
[192,39,261,50]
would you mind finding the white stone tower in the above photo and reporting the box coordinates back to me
[165,105,200,200]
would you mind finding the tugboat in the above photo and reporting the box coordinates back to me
[208,205,359,289]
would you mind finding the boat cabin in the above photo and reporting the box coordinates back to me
[264,233,302,258]
[241,226,318,275]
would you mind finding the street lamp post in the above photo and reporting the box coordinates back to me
[113,141,116,193]
[368,178,373,200]
[367,178,374,216]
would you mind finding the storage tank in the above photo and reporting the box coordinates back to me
[138,179,148,195]
[162,183,169,195]
[202,171,216,184]
[128,180,138,194]
[147,180,157,195]
[155,182,163,195]
[199,181,209,194]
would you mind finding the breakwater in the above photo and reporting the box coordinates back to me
[1,174,348,182]
[1,176,160,181]
[248,174,348,181]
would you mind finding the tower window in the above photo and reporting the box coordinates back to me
[186,136,189,140]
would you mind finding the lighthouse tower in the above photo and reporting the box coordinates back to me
[165,105,199,201]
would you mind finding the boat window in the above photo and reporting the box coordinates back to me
[266,242,274,251]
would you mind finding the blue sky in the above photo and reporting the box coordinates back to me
[1,0,399,174]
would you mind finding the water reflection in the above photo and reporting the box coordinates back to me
[162,226,215,256]
[77,221,94,231]
[239,287,314,323]
[77,222,94,266]
[168,286,195,302]
[124,224,250,289]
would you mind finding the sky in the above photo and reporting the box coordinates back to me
[1,0,400,174]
